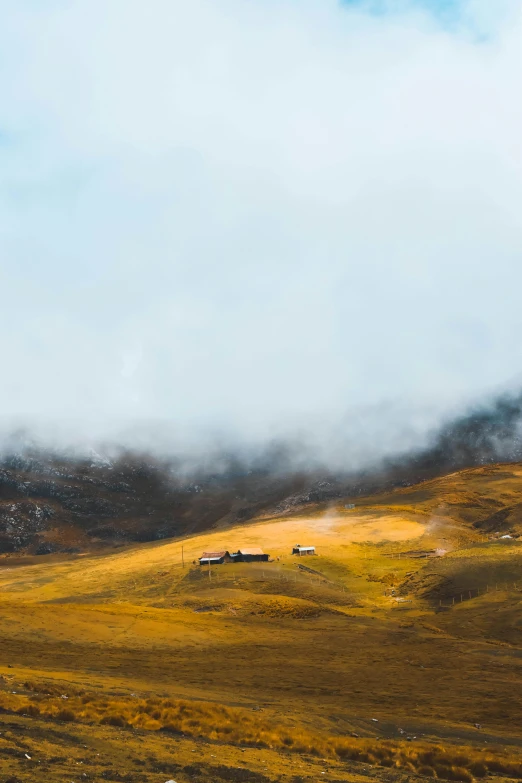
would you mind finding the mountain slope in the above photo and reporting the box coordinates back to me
[1,463,522,782]
[0,451,314,554]
[3,387,522,556]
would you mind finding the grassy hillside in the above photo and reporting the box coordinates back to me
[1,463,522,782]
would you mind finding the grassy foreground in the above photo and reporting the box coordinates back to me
[1,681,522,782]
[1,463,522,782]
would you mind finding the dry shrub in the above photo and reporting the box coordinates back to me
[23,680,83,698]
[1,684,522,780]
[100,714,127,728]
[56,708,75,722]
[418,766,436,777]
[469,761,487,778]
[161,722,183,735]
[437,766,474,782]
[486,759,522,777]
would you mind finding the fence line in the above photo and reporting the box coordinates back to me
[391,581,521,609]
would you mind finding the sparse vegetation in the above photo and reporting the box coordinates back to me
[1,684,521,780]
[2,463,522,781]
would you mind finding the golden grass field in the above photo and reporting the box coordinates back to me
[1,463,522,783]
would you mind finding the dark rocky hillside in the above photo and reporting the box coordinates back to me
[0,451,318,555]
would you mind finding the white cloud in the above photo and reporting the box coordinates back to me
[0,0,521,461]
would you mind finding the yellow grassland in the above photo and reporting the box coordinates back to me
[1,463,522,782]
[0,682,521,782]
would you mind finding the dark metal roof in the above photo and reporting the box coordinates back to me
[236,547,265,556]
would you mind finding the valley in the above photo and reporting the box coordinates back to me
[1,463,522,782]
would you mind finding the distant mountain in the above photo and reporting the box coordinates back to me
[0,449,314,555]
[2,392,522,555]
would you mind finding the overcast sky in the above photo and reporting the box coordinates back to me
[0,0,521,461]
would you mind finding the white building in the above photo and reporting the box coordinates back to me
[292,545,316,556]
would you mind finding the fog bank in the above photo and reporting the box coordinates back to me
[1,0,522,463]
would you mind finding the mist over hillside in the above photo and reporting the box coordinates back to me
[1,391,521,555]
[2,0,522,466]
[387,391,522,478]
[1,0,522,553]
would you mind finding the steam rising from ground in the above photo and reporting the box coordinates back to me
[1,0,522,464]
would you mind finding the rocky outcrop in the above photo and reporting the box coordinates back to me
[0,450,311,555]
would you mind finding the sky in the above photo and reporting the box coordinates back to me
[0,0,521,463]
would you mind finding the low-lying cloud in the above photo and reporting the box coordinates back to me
[1,0,522,463]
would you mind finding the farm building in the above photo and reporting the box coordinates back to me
[292,545,316,556]
[199,551,232,565]
[231,547,269,563]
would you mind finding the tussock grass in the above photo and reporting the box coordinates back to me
[1,684,522,781]
[178,592,326,618]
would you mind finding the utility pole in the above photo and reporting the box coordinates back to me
[182,545,185,569]
[208,558,211,582]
